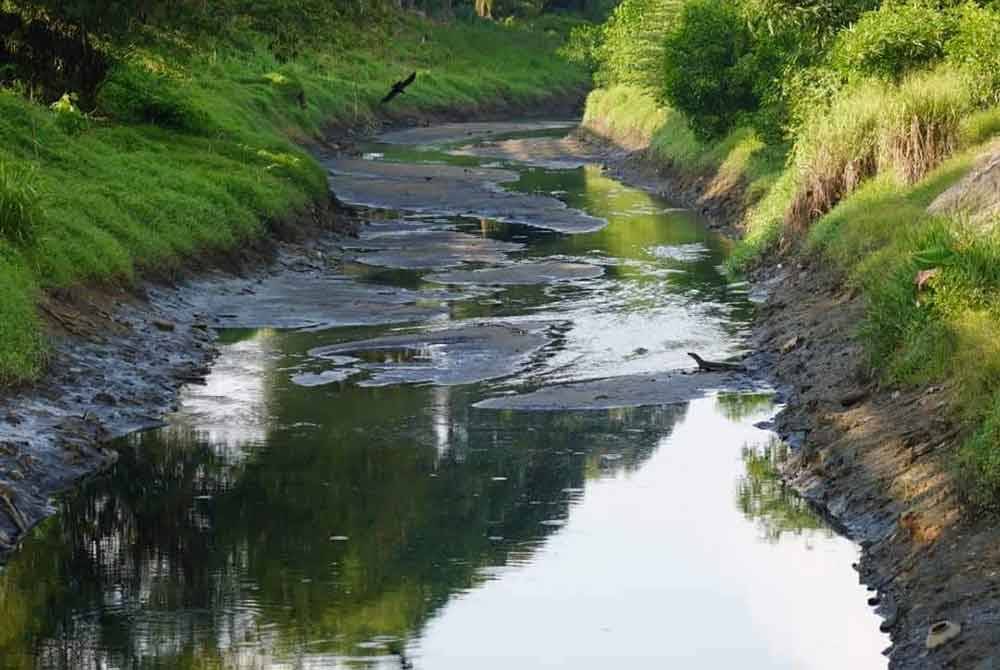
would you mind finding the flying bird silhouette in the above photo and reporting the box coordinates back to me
[381,72,417,105]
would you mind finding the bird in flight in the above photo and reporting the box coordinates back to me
[381,72,417,105]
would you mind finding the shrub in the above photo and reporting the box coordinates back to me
[781,65,847,135]
[661,0,756,140]
[49,92,89,135]
[594,0,682,89]
[0,161,43,245]
[831,2,954,81]
[946,3,1000,105]
[262,71,306,106]
[559,22,603,69]
[96,63,212,133]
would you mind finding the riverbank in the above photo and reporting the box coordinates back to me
[0,9,589,386]
[580,86,1000,667]
[0,8,591,556]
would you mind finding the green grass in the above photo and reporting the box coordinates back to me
[582,84,786,216]
[806,147,1000,510]
[0,14,588,385]
[728,67,981,270]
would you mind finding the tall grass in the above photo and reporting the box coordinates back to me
[0,161,42,245]
[786,68,972,231]
[582,84,786,209]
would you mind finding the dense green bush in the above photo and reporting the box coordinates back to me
[661,0,756,139]
[946,3,1000,105]
[595,0,681,88]
[831,2,954,81]
[96,63,212,132]
[0,161,43,245]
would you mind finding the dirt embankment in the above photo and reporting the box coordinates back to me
[582,127,1000,668]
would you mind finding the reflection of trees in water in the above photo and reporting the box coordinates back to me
[0,378,687,669]
[715,392,774,422]
[735,439,829,544]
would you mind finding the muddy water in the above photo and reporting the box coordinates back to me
[0,124,887,669]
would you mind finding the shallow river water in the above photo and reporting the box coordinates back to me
[0,123,887,669]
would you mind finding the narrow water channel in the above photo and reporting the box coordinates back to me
[0,123,887,669]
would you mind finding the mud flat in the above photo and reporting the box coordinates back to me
[426,261,605,286]
[308,321,555,386]
[340,223,524,270]
[475,369,764,411]
[325,157,607,234]
[0,226,471,556]
[377,121,577,146]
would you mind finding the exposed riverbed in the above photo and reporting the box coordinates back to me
[0,122,887,669]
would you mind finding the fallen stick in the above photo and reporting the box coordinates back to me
[0,488,29,533]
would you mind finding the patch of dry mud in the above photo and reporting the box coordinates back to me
[325,158,606,234]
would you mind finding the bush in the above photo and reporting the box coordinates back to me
[661,0,756,140]
[831,2,954,81]
[49,92,89,135]
[559,22,602,69]
[262,71,306,106]
[594,0,681,89]
[0,161,43,245]
[96,63,212,133]
[946,3,1000,105]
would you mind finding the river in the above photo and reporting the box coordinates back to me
[0,122,887,669]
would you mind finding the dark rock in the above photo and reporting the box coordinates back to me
[152,319,176,332]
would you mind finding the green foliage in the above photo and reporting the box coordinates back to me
[49,92,88,134]
[262,71,306,106]
[661,0,756,139]
[96,63,212,133]
[739,0,877,47]
[559,21,603,68]
[956,391,1000,512]
[831,2,954,81]
[0,160,43,245]
[946,3,1000,105]
[594,0,681,89]
[782,68,971,232]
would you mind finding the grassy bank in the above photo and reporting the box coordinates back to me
[582,80,1000,508]
[582,85,785,207]
[0,12,587,385]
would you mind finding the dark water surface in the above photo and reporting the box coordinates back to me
[0,125,887,669]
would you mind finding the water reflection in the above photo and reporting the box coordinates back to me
[0,352,687,669]
[0,127,886,669]
[737,439,829,544]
